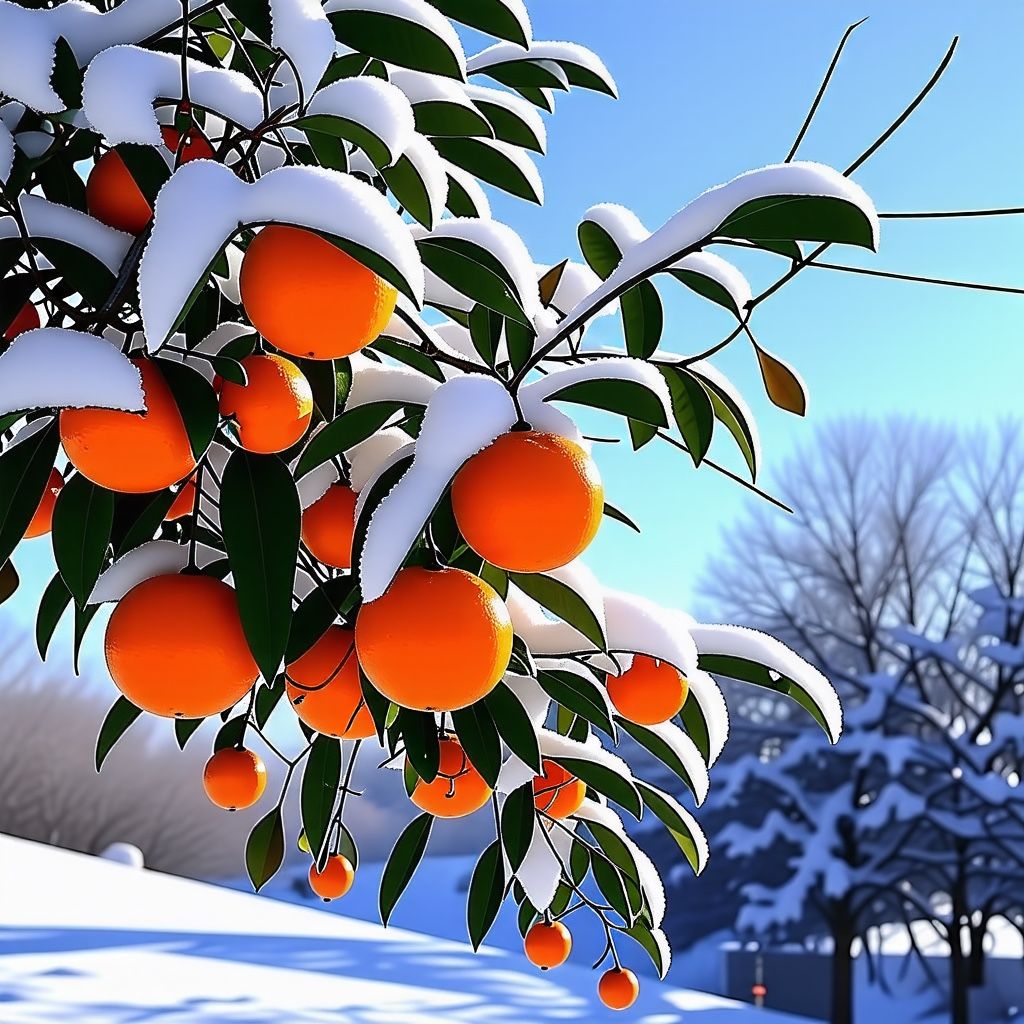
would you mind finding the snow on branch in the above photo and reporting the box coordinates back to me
[359,375,517,601]
[82,46,263,146]
[139,160,424,350]
[270,0,335,100]
[0,328,144,416]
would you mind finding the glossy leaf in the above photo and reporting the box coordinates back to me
[0,419,60,569]
[246,807,286,892]
[379,812,433,925]
[451,700,501,786]
[467,840,505,949]
[95,697,142,772]
[52,473,114,608]
[484,682,542,772]
[508,571,606,651]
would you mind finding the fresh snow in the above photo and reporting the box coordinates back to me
[0,117,13,182]
[270,0,335,101]
[0,328,144,416]
[397,133,450,227]
[466,82,547,152]
[82,46,263,146]
[89,540,221,603]
[467,40,618,98]
[138,160,425,350]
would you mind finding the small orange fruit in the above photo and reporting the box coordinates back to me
[203,746,267,810]
[239,225,397,360]
[598,967,639,1010]
[302,484,357,569]
[410,736,492,818]
[165,476,197,521]
[104,574,259,718]
[218,353,313,454]
[607,655,689,726]
[533,759,586,819]
[285,626,375,739]
[524,921,572,969]
[355,567,512,712]
[60,358,196,493]
[309,854,355,901]
[451,430,604,573]
[161,124,214,163]
[4,301,39,341]
[24,467,63,539]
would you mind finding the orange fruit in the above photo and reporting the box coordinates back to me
[410,736,492,818]
[607,655,688,725]
[161,124,214,163]
[285,626,375,739]
[355,567,512,712]
[60,358,196,493]
[203,747,267,810]
[533,759,586,819]
[598,968,639,1010]
[24,467,63,539]
[309,854,355,901]
[165,476,197,521]
[524,921,572,969]
[218,353,313,454]
[239,225,397,359]
[104,574,259,718]
[4,301,39,340]
[451,430,604,573]
[302,484,357,569]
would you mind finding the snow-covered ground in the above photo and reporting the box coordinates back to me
[0,835,817,1023]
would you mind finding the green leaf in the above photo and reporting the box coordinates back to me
[432,137,541,204]
[591,846,632,922]
[668,266,745,317]
[52,36,83,110]
[479,561,509,600]
[603,502,640,533]
[174,717,205,749]
[286,577,357,663]
[484,682,542,772]
[586,821,645,918]
[116,145,171,207]
[475,60,569,92]
[637,780,705,874]
[451,701,501,786]
[508,572,606,651]
[537,668,615,738]
[52,473,114,608]
[372,338,445,382]
[350,454,415,592]
[426,0,530,47]
[504,319,535,375]
[224,0,272,41]
[157,359,219,461]
[220,451,301,683]
[542,378,668,428]
[246,807,285,892]
[617,718,700,802]
[500,782,535,872]
[293,113,395,169]
[467,840,505,950]
[33,239,116,306]
[328,9,465,79]
[693,372,757,480]
[621,281,663,360]
[213,714,247,752]
[337,820,360,870]
[508,633,535,676]
[412,100,492,139]
[659,366,714,466]
[360,667,392,741]
[255,676,285,729]
[474,97,544,153]
[577,220,620,279]
[36,572,71,659]
[678,697,710,764]
[624,920,669,979]
[113,488,181,555]
[295,401,404,478]
[302,735,342,863]
[400,709,441,783]
[95,697,142,771]
[468,304,501,367]
[0,419,60,569]
[379,812,433,925]
[552,756,642,819]
[719,194,877,251]
[381,152,439,228]
[0,559,19,605]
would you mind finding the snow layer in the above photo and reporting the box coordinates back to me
[296,460,340,509]
[467,40,618,97]
[359,374,517,601]
[89,540,219,602]
[0,0,207,113]
[0,118,12,182]
[270,0,335,100]
[537,260,614,320]
[306,77,416,167]
[443,161,492,217]
[0,328,144,416]
[399,133,450,226]
[690,623,843,744]
[139,160,424,350]
[465,82,547,152]
[347,351,440,408]
[0,194,132,275]
[638,719,710,806]
[82,46,262,146]
[546,162,878,345]
[347,427,410,491]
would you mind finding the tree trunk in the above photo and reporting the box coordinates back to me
[949,866,970,1024]
[830,919,855,1024]
[967,922,986,988]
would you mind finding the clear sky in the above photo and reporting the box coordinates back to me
[7,0,1024,647]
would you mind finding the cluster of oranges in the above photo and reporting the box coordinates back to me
[8,138,693,1006]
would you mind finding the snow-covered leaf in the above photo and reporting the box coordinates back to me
[636,781,709,875]
[270,0,335,100]
[466,83,546,153]
[381,134,449,228]
[688,361,760,479]
[509,562,607,653]
[388,69,492,138]
[426,0,531,48]
[89,540,194,603]
[617,718,710,806]
[0,117,13,182]
[444,162,492,218]
[433,136,543,204]
[139,160,424,350]
[468,41,616,97]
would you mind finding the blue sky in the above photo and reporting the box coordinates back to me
[7,0,1024,647]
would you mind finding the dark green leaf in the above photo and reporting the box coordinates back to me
[678,698,710,763]
[508,633,535,676]
[426,0,530,47]
[379,812,433,925]
[246,807,285,892]
[552,756,642,819]
[329,10,464,79]
[621,281,663,360]
[372,338,445,381]
[174,717,205,749]
[467,839,505,949]
[577,220,620,279]
[36,572,71,659]
[213,714,247,752]
[637,780,704,874]
[451,701,501,786]
[719,194,876,251]
[484,682,542,772]
[350,453,415,580]
[624,920,668,979]
[157,359,219,461]
[432,137,541,204]
[113,487,181,556]
[400,709,441,783]
[537,668,615,737]
[659,366,714,466]
[500,782,535,872]
[468,304,501,367]
[0,419,59,569]
[603,502,640,532]
[508,571,606,651]
[412,100,492,138]
[116,145,171,207]
[286,577,357,663]
[52,36,83,109]
[0,559,19,605]
[591,848,631,922]
[474,97,544,153]
[295,401,404,478]
[255,676,285,729]
[302,734,342,862]
[95,697,142,771]
[224,0,272,41]
[52,473,114,608]
[694,372,757,479]
[382,151,440,228]
[542,378,668,428]
[293,113,394,168]
[618,717,700,802]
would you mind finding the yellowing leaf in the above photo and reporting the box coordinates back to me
[755,344,807,416]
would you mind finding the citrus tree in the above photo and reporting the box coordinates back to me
[0,0,973,1010]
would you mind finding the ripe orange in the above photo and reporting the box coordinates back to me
[23,468,63,539]
[309,854,355,901]
[598,968,639,1010]
[533,759,586,819]
[86,130,212,234]
[104,574,259,718]
[4,301,39,340]
[60,358,196,493]
[301,484,357,569]
[285,626,375,739]
[607,655,689,725]
[165,476,197,521]
[451,431,604,573]
[239,225,397,359]
[203,747,267,810]
[410,736,492,818]
[218,353,313,454]
[524,921,572,969]
[355,567,512,712]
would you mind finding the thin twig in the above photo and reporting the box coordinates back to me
[801,259,1024,297]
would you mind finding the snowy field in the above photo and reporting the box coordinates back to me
[0,835,817,1023]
